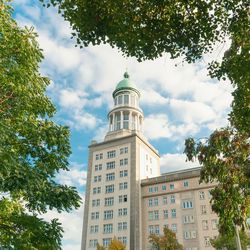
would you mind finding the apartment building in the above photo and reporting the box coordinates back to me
[81,73,218,250]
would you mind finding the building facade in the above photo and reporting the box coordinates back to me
[81,73,218,250]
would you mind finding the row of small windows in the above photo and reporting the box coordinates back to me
[148,195,176,206]
[148,184,208,200]
[89,237,127,248]
[114,93,138,107]
[148,183,174,192]
[94,182,128,194]
[92,195,128,208]
[94,170,128,182]
[94,159,128,172]
[95,147,128,161]
[91,209,128,221]
[148,209,176,220]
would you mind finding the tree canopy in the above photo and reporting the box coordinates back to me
[97,237,126,250]
[0,1,81,248]
[149,227,184,250]
[211,231,250,250]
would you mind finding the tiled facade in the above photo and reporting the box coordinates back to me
[81,73,219,250]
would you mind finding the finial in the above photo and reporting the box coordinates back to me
[124,71,129,78]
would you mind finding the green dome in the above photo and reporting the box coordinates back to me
[113,72,140,97]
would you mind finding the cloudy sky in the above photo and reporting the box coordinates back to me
[14,1,233,249]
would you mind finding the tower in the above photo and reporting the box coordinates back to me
[81,73,160,250]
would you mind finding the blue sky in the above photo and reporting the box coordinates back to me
[13,1,233,249]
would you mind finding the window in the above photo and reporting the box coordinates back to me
[184,230,197,239]
[149,225,154,234]
[123,113,129,129]
[120,170,128,177]
[204,237,210,247]
[199,191,205,200]
[171,209,176,218]
[118,237,127,245]
[171,224,177,232]
[170,184,174,190]
[105,184,114,193]
[95,153,103,160]
[118,222,127,231]
[118,95,123,105]
[212,219,218,230]
[148,225,160,235]
[120,158,128,166]
[148,198,158,206]
[104,210,113,220]
[202,220,209,230]
[201,205,207,214]
[106,161,115,170]
[103,238,112,248]
[105,197,114,206]
[162,185,167,191]
[148,210,159,220]
[107,150,116,158]
[90,225,99,233]
[163,210,168,219]
[89,239,98,248]
[183,180,189,187]
[182,200,193,209]
[120,147,128,154]
[106,173,115,181]
[149,186,158,193]
[163,196,167,205]
[93,187,101,194]
[119,182,128,190]
[103,224,113,234]
[118,208,128,216]
[124,95,129,104]
[170,195,175,204]
[119,195,127,203]
[91,212,99,220]
[92,199,100,207]
[94,164,102,171]
[183,215,194,224]
[93,175,101,182]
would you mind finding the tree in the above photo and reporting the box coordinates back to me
[184,128,250,235]
[97,237,126,250]
[149,227,184,250]
[0,1,81,249]
[97,243,106,250]
[211,231,250,250]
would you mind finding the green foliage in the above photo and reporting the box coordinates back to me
[149,227,184,250]
[185,128,250,234]
[0,1,81,248]
[211,231,250,250]
[40,0,248,63]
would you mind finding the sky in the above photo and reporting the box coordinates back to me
[13,1,233,249]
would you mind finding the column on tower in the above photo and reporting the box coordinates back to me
[120,111,123,129]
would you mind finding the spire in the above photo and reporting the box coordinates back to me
[124,71,129,79]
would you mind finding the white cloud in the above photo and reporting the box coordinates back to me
[57,162,87,187]
[73,112,100,130]
[144,114,199,140]
[160,153,200,173]
[169,98,217,124]
[59,89,88,110]
[141,89,169,106]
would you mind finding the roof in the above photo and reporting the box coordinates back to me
[113,72,140,97]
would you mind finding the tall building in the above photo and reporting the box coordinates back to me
[81,73,219,250]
